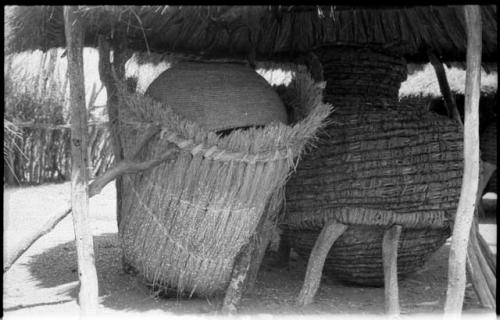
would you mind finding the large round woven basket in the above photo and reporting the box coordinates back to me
[283,99,463,286]
[480,121,497,193]
[116,69,331,297]
[145,62,289,132]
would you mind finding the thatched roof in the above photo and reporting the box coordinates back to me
[5,5,497,63]
[400,63,498,98]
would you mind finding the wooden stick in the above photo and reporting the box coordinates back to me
[221,235,255,314]
[244,212,276,293]
[296,221,347,306]
[444,5,482,318]
[382,225,402,316]
[4,207,72,273]
[64,6,99,315]
[97,35,125,230]
[221,199,275,313]
[3,148,178,274]
[427,49,463,128]
[88,148,178,197]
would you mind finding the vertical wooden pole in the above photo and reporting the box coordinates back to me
[382,225,402,316]
[296,221,347,306]
[64,6,99,315]
[444,5,482,318]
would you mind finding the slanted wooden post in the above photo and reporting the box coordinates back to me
[427,49,463,128]
[296,221,347,306]
[444,5,482,318]
[64,6,99,315]
[382,225,402,315]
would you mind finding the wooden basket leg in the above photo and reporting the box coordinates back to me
[382,225,402,316]
[221,239,254,314]
[296,221,347,306]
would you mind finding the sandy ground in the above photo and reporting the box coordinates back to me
[3,182,497,319]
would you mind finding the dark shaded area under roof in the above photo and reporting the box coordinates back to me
[5,5,497,63]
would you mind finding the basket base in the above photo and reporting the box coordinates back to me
[285,225,451,286]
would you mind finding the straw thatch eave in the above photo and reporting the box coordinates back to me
[5,5,497,63]
[400,62,498,98]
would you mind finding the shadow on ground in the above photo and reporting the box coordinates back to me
[26,232,486,315]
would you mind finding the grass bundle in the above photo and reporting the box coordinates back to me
[283,99,463,285]
[116,71,331,296]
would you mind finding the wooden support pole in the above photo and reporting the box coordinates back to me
[221,199,276,313]
[428,49,463,128]
[296,221,347,306]
[221,238,254,314]
[444,5,482,318]
[382,225,402,316]
[97,36,125,230]
[64,6,99,315]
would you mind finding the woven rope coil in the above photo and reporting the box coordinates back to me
[117,69,332,296]
[285,100,464,230]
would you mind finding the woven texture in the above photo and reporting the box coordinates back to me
[117,72,331,296]
[316,45,407,100]
[282,45,463,285]
[283,100,463,284]
[480,122,497,192]
[145,62,289,132]
[285,99,464,230]
[284,225,451,286]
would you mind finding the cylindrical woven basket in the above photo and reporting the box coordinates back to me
[284,98,463,286]
[145,62,289,132]
[480,121,497,193]
[116,68,331,297]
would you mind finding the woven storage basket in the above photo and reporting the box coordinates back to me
[145,62,289,132]
[315,45,407,100]
[284,98,463,286]
[116,69,331,297]
[480,122,497,193]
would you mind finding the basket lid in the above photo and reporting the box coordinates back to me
[145,62,288,132]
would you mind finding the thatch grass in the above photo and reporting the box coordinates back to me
[3,119,24,184]
[399,62,498,99]
[5,6,497,63]
[116,71,331,296]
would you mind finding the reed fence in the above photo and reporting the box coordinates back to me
[4,122,114,185]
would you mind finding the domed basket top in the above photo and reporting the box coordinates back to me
[145,62,289,132]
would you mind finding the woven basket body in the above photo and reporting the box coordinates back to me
[283,45,463,286]
[480,122,497,193]
[116,71,331,296]
[145,62,288,132]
